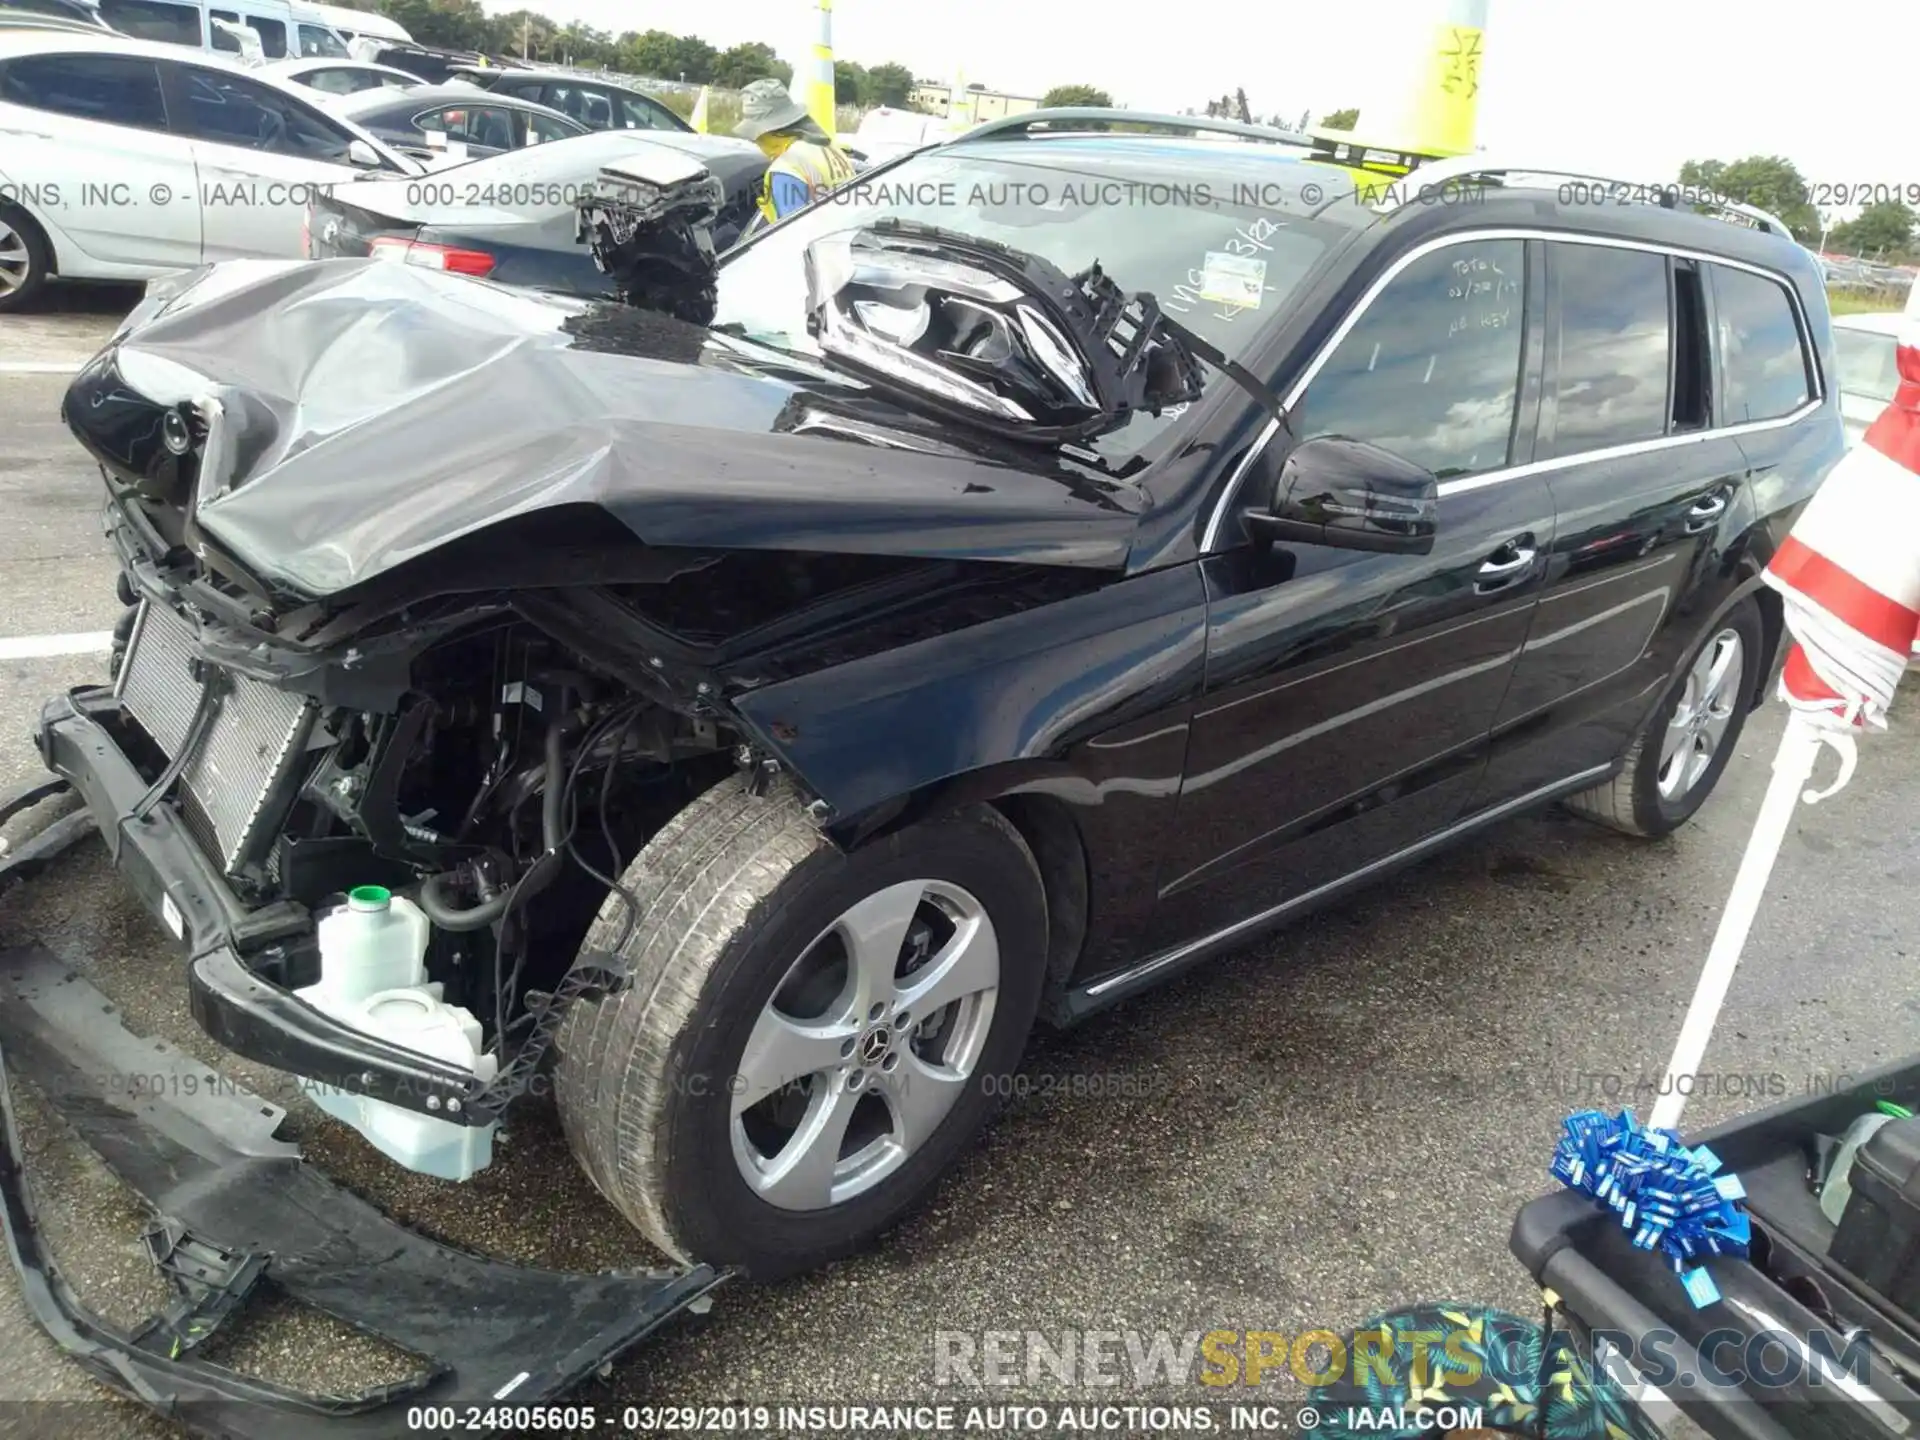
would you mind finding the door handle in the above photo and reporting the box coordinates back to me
[1476,543,1537,594]
[1685,493,1729,533]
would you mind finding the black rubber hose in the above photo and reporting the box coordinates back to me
[419,708,568,932]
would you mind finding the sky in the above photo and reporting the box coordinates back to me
[497,0,1918,213]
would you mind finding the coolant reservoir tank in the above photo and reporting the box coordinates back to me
[302,983,500,1183]
[312,885,430,1007]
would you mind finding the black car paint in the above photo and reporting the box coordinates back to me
[459,67,693,135]
[56,166,1843,1028]
[708,193,1840,1003]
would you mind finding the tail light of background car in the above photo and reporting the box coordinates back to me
[367,237,496,277]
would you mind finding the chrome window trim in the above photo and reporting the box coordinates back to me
[1199,227,1826,553]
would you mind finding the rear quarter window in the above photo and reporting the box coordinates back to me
[1712,264,1814,423]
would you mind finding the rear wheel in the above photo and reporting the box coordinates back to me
[0,204,51,313]
[1564,596,1764,837]
[553,775,1047,1279]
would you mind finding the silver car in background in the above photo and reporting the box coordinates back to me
[1832,310,1905,448]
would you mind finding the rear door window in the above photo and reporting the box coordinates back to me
[0,51,168,129]
[1292,239,1529,479]
[300,65,360,94]
[1548,242,1672,455]
[243,14,287,57]
[171,64,357,161]
[296,22,346,56]
[416,103,517,150]
[95,0,199,44]
[537,81,610,128]
[520,106,577,144]
[1712,264,1814,423]
[617,91,678,130]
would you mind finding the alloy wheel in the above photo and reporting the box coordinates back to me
[0,220,29,297]
[730,878,1000,1210]
[1657,628,1745,801]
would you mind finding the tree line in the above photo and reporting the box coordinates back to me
[335,3,1111,112]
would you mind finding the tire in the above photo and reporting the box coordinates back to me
[0,204,51,314]
[1563,595,1765,837]
[553,774,1048,1280]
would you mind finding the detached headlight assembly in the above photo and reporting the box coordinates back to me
[803,220,1204,444]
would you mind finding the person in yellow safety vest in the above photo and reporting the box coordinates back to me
[733,77,856,225]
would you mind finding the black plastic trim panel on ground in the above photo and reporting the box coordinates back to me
[0,941,724,1440]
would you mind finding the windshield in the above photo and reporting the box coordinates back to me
[1835,325,1900,405]
[712,148,1341,460]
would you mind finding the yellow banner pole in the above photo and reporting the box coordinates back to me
[1408,0,1488,158]
[801,0,836,140]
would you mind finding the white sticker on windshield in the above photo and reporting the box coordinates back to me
[1198,251,1266,309]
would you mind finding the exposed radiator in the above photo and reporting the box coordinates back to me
[117,599,316,876]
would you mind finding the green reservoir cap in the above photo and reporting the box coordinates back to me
[348,885,393,913]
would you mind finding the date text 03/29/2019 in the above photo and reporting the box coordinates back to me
[404,1403,1487,1433]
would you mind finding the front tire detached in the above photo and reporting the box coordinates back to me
[1564,595,1765,837]
[553,775,1047,1280]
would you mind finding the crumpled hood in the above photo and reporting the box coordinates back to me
[70,259,1143,600]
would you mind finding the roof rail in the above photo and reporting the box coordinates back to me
[1374,156,1797,238]
[950,108,1317,149]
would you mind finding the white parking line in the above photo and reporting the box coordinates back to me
[0,632,114,660]
[0,361,87,375]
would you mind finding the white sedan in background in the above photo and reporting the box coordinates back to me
[1832,310,1905,448]
[260,55,432,98]
[0,28,421,309]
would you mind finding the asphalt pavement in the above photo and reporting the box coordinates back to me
[0,282,1915,1440]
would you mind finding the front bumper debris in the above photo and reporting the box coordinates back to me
[31,687,502,1125]
[0,705,728,1435]
[0,945,724,1438]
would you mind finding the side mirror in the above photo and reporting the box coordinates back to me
[346,138,383,169]
[1247,435,1439,555]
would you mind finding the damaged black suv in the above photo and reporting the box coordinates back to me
[20,117,1844,1297]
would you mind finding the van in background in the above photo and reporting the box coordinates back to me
[305,0,408,46]
[94,0,353,58]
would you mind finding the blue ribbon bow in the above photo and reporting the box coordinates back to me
[1552,1109,1750,1307]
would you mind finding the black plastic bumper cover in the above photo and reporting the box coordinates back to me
[0,944,723,1438]
[35,688,500,1125]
